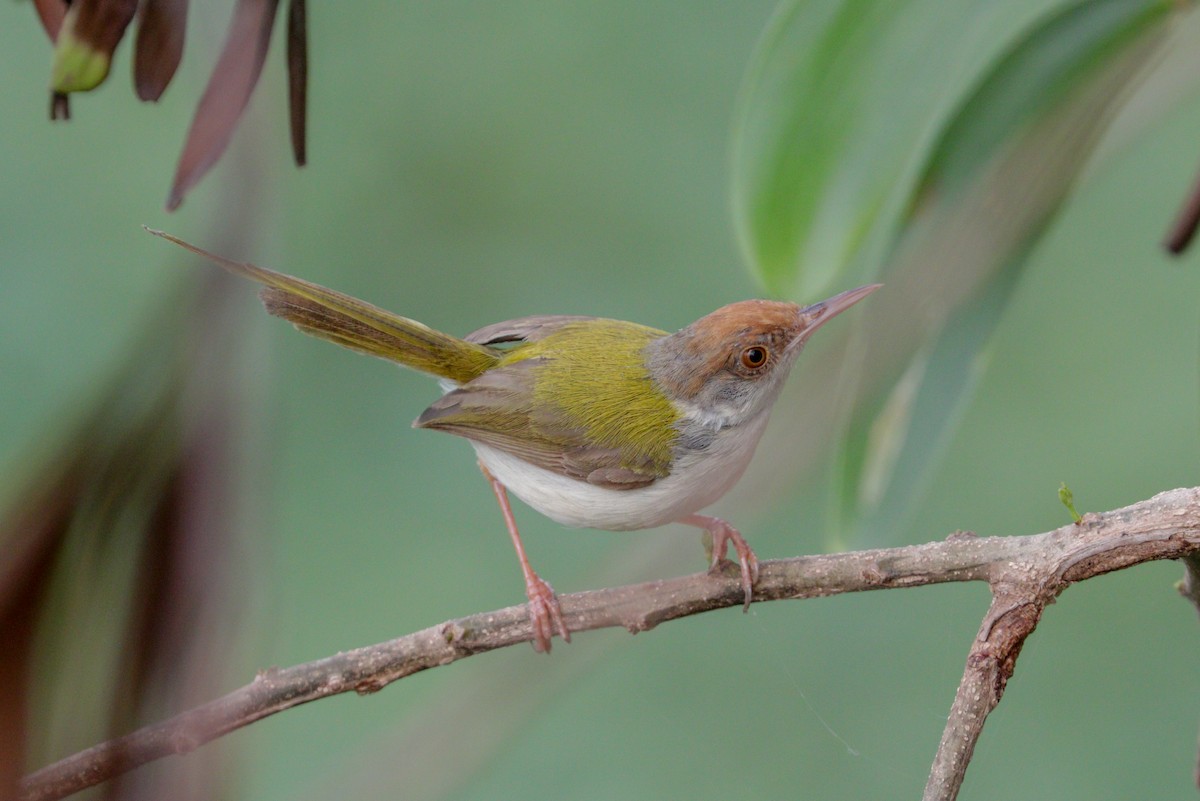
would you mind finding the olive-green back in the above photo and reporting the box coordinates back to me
[417,318,681,488]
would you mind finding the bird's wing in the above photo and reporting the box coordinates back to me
[464,315,600,346]
[417,319,677,490]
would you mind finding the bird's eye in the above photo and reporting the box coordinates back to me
[740,346,768,369]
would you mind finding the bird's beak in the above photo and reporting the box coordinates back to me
[792,283,882,348]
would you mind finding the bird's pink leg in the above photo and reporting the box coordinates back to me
[680,514,760,611]
[480,463,570,653]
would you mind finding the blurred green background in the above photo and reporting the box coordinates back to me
[3,1,1200,799]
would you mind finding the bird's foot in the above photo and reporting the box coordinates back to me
[686,514,759,611]
[478,461,571,654]
[524,573,570,653]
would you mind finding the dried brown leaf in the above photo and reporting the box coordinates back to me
[32,0,67,41]
[49,92,70,121]
[0,444,85,801]
[1164,159,1200,255]
[4,270,253,801]
[166,0,280,210]
[0,581,43,801]
[286,0,307,166]
[50,0,138,93]
[134,0,189,102]
[70,0,138,54]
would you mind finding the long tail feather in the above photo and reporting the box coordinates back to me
[147,228,498,383]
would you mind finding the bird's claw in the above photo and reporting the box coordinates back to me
[707,521,760,611]
[524,573,570,653]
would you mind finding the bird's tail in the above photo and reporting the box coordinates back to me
[147,228,498,384]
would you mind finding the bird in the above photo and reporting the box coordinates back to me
[148,228,880,653]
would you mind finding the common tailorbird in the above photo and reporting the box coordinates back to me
[149,228,880,652]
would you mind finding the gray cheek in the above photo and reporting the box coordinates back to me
[677,424,717,452]
[714,380,743,403]
[710,380,758,417]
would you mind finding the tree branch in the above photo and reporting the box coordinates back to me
[1178,552,1200,792]
[20,487,1200,801]
[923,587,1045,801]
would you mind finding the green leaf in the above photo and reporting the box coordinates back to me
[827,0,1174,544]
[732,0,1075,299]
[1060,482,1083,523]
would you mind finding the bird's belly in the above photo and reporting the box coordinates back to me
[470,412,770,531]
